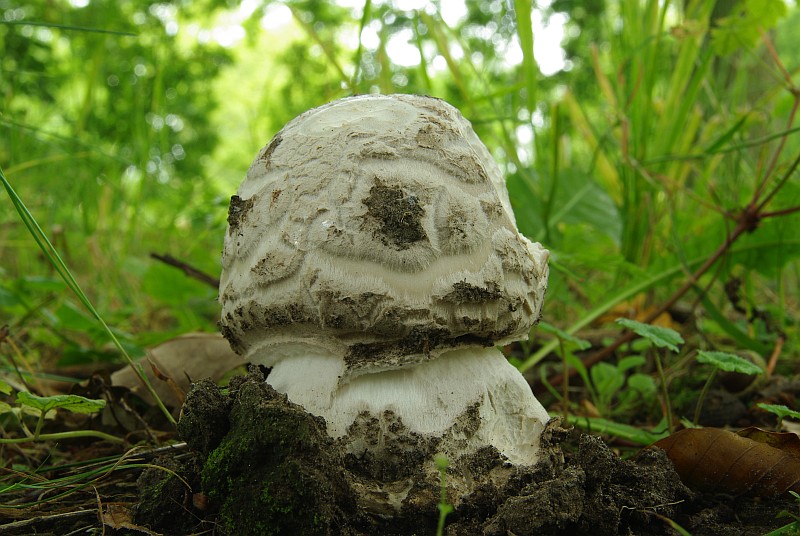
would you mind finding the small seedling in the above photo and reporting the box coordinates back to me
[615,318,684,353]
[693,351,763,425]
[616,318,684,433]
[0,379,121,444]
[757,403,800,432]
[764,491,800,535]
[589,356,658,417]
[536,321,590,419]
[435,455,453,536]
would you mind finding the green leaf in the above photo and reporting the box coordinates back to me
[695,292,770,355]
[757,403,800,422]
[732,205,800,279]
[558,414,669,445]
[536,321,591,350]
[627,373,657,398]
[590,362,625,399]
[710,0,787,55]
[16,392,106,415]
[0,286,23,308]
[696,351,763,375]
[0,401,13,414]
[0,379,12,395]
[615,318,684,353]
[703,113,750,154]
[616,355,646,374]
[710,15,759,56]
[565,353,594,399]
[510,168,622,247]
[745,0,787,28]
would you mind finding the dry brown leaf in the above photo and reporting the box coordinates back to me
[102,504,161,535]
[736,426,800,458]
[652,427,800,496]
[596,293,676,329]
[111,332,243,409]
[147,356,187,406]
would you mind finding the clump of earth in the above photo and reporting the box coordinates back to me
[134,367,797,535]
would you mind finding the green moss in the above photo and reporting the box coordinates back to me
[197,373,355,536]
[134,454,205,534]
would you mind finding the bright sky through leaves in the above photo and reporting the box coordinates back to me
[207,1,567,75]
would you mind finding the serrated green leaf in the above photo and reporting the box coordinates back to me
[615,318,684,352]
[711,0,787,56]
[16,392,106,414]
[745,0,787,28]
[0,401,13,414]
[710,15,758,56]
[0,378,12,395]
[696,350,763,375]
[757,403,800,421]
[536,321,591,350]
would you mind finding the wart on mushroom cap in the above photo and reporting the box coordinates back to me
[219,94,549,469]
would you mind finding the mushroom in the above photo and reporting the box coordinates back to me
[219,94,549,510]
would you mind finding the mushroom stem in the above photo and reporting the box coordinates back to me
[265,347,548,465]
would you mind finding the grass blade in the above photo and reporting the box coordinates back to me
[0,166,175,425]
[0,20,136,37]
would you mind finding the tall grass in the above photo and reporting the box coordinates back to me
[1,1,797,374]
[1,166,175,424]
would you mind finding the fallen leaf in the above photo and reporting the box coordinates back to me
[736,426,800,457]
[111,332,243,409]
[102,504,161,535]
[652,427,800,496]
[147,356,187,406]
[596,294,677,330]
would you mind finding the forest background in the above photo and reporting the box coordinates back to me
[0,0,798,432]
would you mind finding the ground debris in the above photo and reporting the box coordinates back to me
[133,366,796,536]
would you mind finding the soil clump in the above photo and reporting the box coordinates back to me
[132,367,797,535]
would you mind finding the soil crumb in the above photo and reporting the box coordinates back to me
[133,367,799,535]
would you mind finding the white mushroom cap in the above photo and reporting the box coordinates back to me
[219,94,550,470]
[220,94,548,379]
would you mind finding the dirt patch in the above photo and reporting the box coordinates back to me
[226,194,255,235]
[132,368,799,535]
[442,281,503,304]
[258,133,282,169]
[362,179,427,249]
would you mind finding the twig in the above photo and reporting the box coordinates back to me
[545,145,800,388]
[766,336,784,379]
[150,253,220,289]
[546,213,754,387]
[0,509,96,531]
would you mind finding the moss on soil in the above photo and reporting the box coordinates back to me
[193,371,356,536]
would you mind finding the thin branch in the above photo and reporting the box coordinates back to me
[756,150,800,214]
[760,205,800,219]
[150,253,220,289]
[753,96,800,203]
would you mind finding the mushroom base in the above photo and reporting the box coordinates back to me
[264,346,550,466]
[170,367,693,536]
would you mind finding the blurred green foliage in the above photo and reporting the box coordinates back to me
[1,0,797,377]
